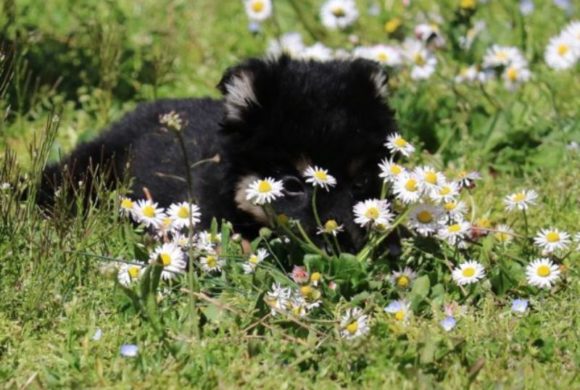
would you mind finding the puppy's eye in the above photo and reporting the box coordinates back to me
[282,175,305,196]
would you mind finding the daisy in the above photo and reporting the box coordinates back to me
[415,166,446,191]
[511,298,529,314]
[455,170,481,190]
[454,65,489,83]
[339,307,370,340]
[353,199,393,228]
[393,173,422,204]
[265,283,292,315]
[452,260,485,285]
[320,0,359,30]
[526,258,561,289]
[438,221,471,246]
[502,61,531,90]
[246,177,284,205]
[482,45,525,68]
[167,202,201,229]
[562,21,580,48]
[317,219,344,236]
[408,203,443,236]
[353,45,403,67]
[440,316,457,332]
[267,32,305,58]
[494,224,515,243]
[117,262,144,287]
[384,300,411,322]
[378,157,407,183]
[300,43,334,61]
[402,39,437,80]
[150,242,186,280]
[441,200,467,221]
[389,267,417,289]
[299,285,322,308]
[244,0,272,22]
[133,199,165,229]
[288,295,308,317]
[195,231,221,252]
[533,228,571,253]
[504,189,538,211]
[156,216,177,237]
[199,253,225,273]
[429,181,459,203]
[119,197,135,218]
[545,34,578,70]
[385,132,415,157]
[242,248,268,274]
[303,165,337,191]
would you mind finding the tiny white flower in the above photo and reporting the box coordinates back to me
[199,253,226,273]
[482,45,526,68]
[242,248,268,274]
[389,267,417,289]
[415,166,446,191]
[265,283,292,316]
[303,165,337,191]
[393,173,422,204]
[320,0,359,30]
[0,182,11,191]
[385,132,415,157]
[120,344,138,357]
[429,181,459,203]
[455,65,489,83]
[340,307,370,339]
[353,45,403,67]
[267,32,305,57]
[300,43,334,61]
[408,203,444,236]
[441,200,468,222]
[353,199,393,228]
[378,157,407,183]
[504,189,538,211]
[402,39,437,80]
[452,260,485,285]
[167,202,201,229]
[562,20,580,48]
[438,221,471,246]
[91,328,103,341]
[246,177,284,205]
[195,231,221,252]
[119,197,135,218]
[150,243,186,280]
[502,62,531,90]
[494,224,515,243]
[244,0,272,22]
[117,262,145,287]
[511,298,529,314]
[545,33,578,70]
[533,228,571,253]
[526,258,561,289]
[133,199,166,229]
[317,219,344,236]
[440,316,456,331]
[384,300,411,322]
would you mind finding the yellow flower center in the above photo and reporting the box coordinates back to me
[177,206,189,219]
[324,219,338,232]
[448,224,461,233]
[258,180,272,193]
[496,51,508,61]
[537,265,551,277]
[424,171,438,184]
[390,164,402,175]
[405,179,418,192]
[395,310,405,321]
[439,186,451,196]
[443,201,457,211]
[313,170,328,181]
[161,217,173,229]
[417,210,433,223]
[512,192,526,202]
[251,0,264,12]
[142,205,156,218]
[121,198,133,209]
[546,232,560,243]
[384,18,401,34]
[377,52,389,62]
[557,44,569,56]
[160,253,171,266]
[311,272,321,283]
[300,285,313,297]
[460,0,477,9]
[277,213,289,225]
[331,6,346,17]
[365,206,380,220]
[128,266,140,279]
[506,67,518,82]
[462,267,475,277]
[396,276,410,288]
[476,218,492,229]
[206,255,218,268]
[248,255,259,265]
[393,137,408,148]
[414,54,426,66]
[346,321,358,334]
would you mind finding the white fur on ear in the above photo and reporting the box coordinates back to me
[223,72,259,121]
[371,70,389,98]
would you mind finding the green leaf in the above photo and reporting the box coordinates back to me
[410,275,430,310]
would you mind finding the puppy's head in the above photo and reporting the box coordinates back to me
[218,56,397,251]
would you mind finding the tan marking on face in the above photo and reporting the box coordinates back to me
[234,175,269,224]
[294,156,312,174]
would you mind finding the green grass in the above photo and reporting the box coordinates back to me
[1,0,579,388]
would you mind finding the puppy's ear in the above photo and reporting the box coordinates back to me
[350,58,390,99]
[217,59,267,122]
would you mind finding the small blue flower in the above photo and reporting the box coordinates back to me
[440,316,456,332]
[120,344,139,357]
[91,328,102,341]
[511,298,529,314]
[368,4,380,16]
[519,0,534,15]
[248,21,261,34]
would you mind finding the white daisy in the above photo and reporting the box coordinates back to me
[389,267,417,289]
[167,202,201,229]
[267,32,305,58]
[150,242,186,280]
[195,231,221,252]
[408,203,444,236]
[502,61,531,90]
[303,165,337,191]
[441,200,468,221]
[429,181,459,203]
[244,0,272,22]
[415,166,446,191]
[533,228,571,253]
[199,253,225,273]
[317,219,344,236]
[562,21,580,48]
[117,262,144,287]
[437,221,471,246]
[454,65,489,83]
[156,215,177,237]
[385,132,415,157]
[384,300,411,322]
[246,177,284,205]
[353,199,393,228]
[353,45,403,67]
[378,157,407,183]
[526,258,561,289]
[119,197,135,218]
[242,248,268,274]
[300,43,334,61]
[133,199,165,229]
[545,34,578,70]
[494,224,515,243]
[504,189,538,211]
[320,0,359,30]
[451,260,485,285]
[265,283,292,316]
[402,39,437,80]
[339,307,370,340]
[482,45,525,68]
[393,173,422,204]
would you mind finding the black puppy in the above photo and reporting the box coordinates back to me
[40,55,397,251]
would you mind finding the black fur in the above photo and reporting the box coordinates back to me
[40,56,398,251]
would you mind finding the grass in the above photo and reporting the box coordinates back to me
[1,0,579,388]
